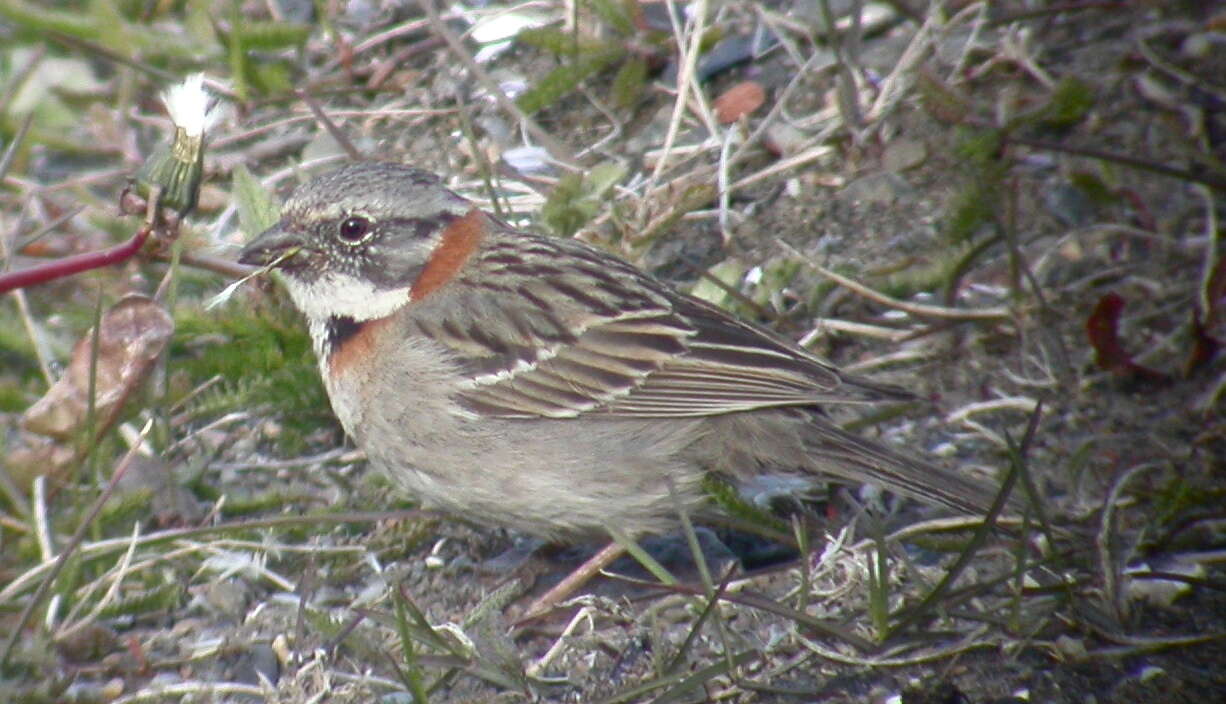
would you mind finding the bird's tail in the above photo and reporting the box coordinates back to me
[804,419,1019,516]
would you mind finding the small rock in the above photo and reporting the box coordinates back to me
[763,122,809,157]
[842,171,912,207]
[882,137,927,173]
[234,643,281,686]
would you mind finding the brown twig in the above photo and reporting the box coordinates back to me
[988,1,1129,28]
[1006,136,1226,192]
[297,89,364,160]
[46,30,177,83]
[0,226,153,295]
[367,37,446,90]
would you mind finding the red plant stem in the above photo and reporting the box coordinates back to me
[0,226,152,295]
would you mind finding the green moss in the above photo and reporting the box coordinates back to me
[702,475,789,536]
[1040,76,1095,129]
[170,299,334,453]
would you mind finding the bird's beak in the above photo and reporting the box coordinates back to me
[238,220,301,268]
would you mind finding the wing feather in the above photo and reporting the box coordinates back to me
[404,232,909,419]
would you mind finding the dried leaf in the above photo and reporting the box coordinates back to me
[1185,311,1221,377]
[1085,293,1169,383]
[22,294,174,440]
[1205,254,1226,331]
[713,81,766,124]
[5,434,77,487]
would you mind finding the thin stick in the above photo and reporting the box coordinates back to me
[515,541,626,623]
[0,225,152,295]
[778,239,1013,321]
[651,0,710,183]
[298,89,363,160]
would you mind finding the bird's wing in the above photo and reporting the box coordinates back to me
[405,234,908,419]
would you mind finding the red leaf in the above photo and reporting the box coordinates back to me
[1205,254,1226,329]
[1085,293,1169,382]
[1185,310,1221,376]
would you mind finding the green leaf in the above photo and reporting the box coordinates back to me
[701,475,789,535]
[540,161,626,237]
[917,71,971,125]
[171,303,330,454]
[230,20,312,50]
[586,160,627,198]
[232,165,281,237]
[944,165,1005,242]
[541,172,586,237]
[1068,169,1118,205]
[0,0,97,41]
[590,0,634,35]
[225,3,248,102]
[631,184,716,247]
[1041,76,1095,128]
[515,46,624,114]
[249,60,294,95]
[0,0,211,58]
[611,55,647,110]
[516,25,609,56]
[689,259,746,312]
[953,126,1003,165]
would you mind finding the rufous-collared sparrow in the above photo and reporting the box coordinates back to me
[238,162,1007,540]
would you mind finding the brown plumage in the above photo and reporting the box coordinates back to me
[239,162,1006,539]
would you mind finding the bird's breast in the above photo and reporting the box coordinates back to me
[321,313,396,379]
[307,314,397,440]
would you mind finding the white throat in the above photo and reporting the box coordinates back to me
[279,270,410,324]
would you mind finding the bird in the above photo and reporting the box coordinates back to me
[238,161,1009,543]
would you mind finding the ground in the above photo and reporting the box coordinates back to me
[0,1,1223,703]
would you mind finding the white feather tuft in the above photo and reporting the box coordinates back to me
[163,73,220,137]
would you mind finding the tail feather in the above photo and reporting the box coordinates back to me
[804,419,1017,516]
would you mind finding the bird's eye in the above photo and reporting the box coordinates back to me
[337,215,373,244]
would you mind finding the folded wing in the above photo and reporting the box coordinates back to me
[405,232,910,419]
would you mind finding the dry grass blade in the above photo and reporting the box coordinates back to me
[298,89,363,160]
[650,0,711,183]
[887,403,1037,635]
[633,577,876,652]
[650,649,758,704]
[0,419,154,668]
[593,649,758,704]
[780,239,1013,321]
[0,510,430,604]
[205,247,297,309]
